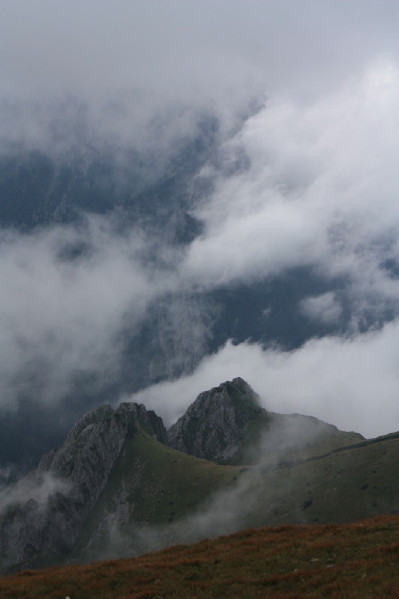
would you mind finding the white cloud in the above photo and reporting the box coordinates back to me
[0,217,171,411]
[180,58,399,324]
[131,319,399,439]
[300,292,342,325]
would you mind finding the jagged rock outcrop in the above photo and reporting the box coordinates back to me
[0,402,166,573]
[167,377,267,462]
[39,402,166,493]
[167,377,364,464]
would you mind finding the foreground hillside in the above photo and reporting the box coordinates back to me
[1,515,399,599]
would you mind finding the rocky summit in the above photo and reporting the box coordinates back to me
[167,377,363,465]
[167,377,267,463]
[0,403,166,573]
[0,378,386,576]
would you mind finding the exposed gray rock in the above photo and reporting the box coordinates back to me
[0,402,166,573]
[167,377,267,463]
[167,377,364,465]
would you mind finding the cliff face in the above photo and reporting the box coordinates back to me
[39,402,167,495]
[0,403,167,573]
[167,377,267,463]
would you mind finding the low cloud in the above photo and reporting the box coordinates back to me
[0,216,170,412]
[0,471,69,514]
[1,0,399,457]
[131,317,399,439]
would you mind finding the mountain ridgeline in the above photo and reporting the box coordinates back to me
[3,378,399,575]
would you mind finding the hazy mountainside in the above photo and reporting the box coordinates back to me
[0,403,167,572]
[2,378,399,575]
[0,111,218,235]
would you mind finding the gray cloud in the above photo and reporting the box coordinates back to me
[299,292,343,325]
[1,0,399,149]
[0,471,69,513]
[2,1,399,97]
[0,216,171,411]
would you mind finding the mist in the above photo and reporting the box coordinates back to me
[0,216,169,412]
[1,0,399,467]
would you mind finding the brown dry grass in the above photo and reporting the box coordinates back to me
[1,515,399,598]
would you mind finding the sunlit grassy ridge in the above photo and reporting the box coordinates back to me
[2,515,399,598]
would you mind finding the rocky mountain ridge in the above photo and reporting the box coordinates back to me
[167,377,363,465]
[167,377,264,462]
[0,403,166,573]
[0,378,381,575]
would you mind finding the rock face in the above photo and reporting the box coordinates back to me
[167,377,267,463]
[167,377,364,465]
[0,403,166,573]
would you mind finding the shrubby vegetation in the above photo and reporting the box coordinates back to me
[1,515,399,598]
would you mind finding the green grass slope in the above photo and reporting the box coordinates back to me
[73,427,399,564]
[238,431,399,530]
[71,428,239,561]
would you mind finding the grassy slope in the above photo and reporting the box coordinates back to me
[65,428,399,567]
[2,515,399,598]
[71,429,239,561]
[2,419,395,574]
[228,409,363,466]
[239,432,399,529]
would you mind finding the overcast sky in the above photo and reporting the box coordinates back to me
[1,1,399,438]
[1,0,399,97]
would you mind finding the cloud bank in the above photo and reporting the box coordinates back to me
[2,0,399,445]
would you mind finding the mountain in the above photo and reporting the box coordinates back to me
[0,403,162,572]
[0,400,234,573]
[2,377,399,575]
[167,377,363,464]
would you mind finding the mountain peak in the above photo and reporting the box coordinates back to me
[167,378,266,463]
[0,402,167,573]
